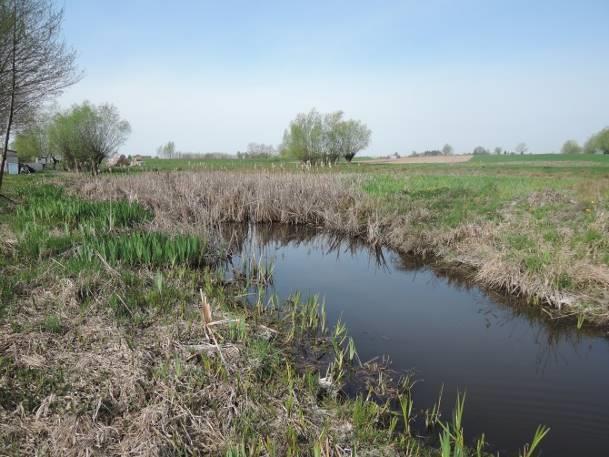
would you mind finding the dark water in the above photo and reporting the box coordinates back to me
[226,224,609,457]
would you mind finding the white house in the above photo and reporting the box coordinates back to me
[2,149,18,175]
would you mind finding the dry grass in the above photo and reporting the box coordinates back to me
[78,171,609,323]
[365,155,473,165]
[0,267,363,456]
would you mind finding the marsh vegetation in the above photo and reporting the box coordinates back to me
[80,162,609,326]
[1,154,608,456]
[1,169,575,456]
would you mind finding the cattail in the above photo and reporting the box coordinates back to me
[200,289,212,325]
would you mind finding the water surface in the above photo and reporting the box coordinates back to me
[226,224,609,456]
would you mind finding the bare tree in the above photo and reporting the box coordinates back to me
[0,0,79,190]
[246,142,275,158]
[472,146,489,155]
[515,142,528,155]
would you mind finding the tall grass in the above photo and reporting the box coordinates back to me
[77,232,208,267]
[15,185,151,231]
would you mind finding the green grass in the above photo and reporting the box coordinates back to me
[15,185,151,230]
[77,232,208,267]
[363,174,575,228]
[125,153,609,180]
[470,153,609,163]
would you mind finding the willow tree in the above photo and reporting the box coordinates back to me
[49,102,131,174]
[0,0,79,190]
[281,109,371,163]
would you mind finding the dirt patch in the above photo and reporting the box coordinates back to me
[364,155,473,165]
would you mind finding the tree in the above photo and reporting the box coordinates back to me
[281,109,325,163]
[560,139,582,155]
[157,141,176,158]
[584,128,609,154]
[515,142,528,155]
[245,142,275,158]
[49,102,130,174]
[472,146,489,155]
[493,147,502,155]
[0,0,79,190]
[11,104,54,162]
[442,144,453,156]
[326,113,371,163]
[281,109,371,163]
[13,125,44,161]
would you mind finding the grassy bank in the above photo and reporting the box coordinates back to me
[2,176,556,456]
[79,162,609,326]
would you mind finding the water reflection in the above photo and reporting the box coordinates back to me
[222,223,609,457]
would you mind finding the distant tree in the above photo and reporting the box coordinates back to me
[281,109,325,163]
[281,109,371,163]
[13,126,45,161]
[12,107,57,165]
[560,140,582,155]
[584,127,609,154]
[493,147,502,155]
[336,117,371,162]
[0,0,80,190]
[472,146,489,155]
[245,142,276,158]
[515,142,528,155]
[49,101,130,174]
[157,141,176,158]
[441,144,453,156]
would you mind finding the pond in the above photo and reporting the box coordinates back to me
[224,224,609,457]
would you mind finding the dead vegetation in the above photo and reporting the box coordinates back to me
[0,263,371,456]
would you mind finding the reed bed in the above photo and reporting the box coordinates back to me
[79,171,609,324]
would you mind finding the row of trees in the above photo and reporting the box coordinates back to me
[0,0,80,190]
[561,127,609,154]
[472,143,529,155]
[13,102,131,173]
[410,143,529,156]
[280,109,371,163]
[240,142,276,159]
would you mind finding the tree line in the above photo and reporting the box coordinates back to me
[561,127,609,154]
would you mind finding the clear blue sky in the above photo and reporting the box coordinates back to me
[59,0,609,155]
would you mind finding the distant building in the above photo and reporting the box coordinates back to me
[2,149,19,175]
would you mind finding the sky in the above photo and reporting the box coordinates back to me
[58,0,609,156]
